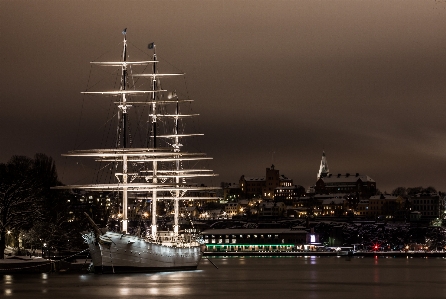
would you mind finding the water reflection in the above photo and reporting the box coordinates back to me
[310,256,317,265]
[119,287,130,296]
[1,258,446,299]
[239,257,246,265]
[303,256,318,265]
[106,271,192,297]
[148,287,159,295]
[112,284,189,297]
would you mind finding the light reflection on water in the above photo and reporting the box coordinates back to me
[2,257,446,298]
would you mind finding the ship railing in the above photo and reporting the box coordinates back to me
[144,232,201,247]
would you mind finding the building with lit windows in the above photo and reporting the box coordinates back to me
[201,228,308,252]
[185,187,220,206]
[274,185,305,204]
[225,202,242,218]
[313,152,377,199]
[239,165,293,200]
[356,199,370,217]
[68,190,113,225]
[222,183,243,202]
[315,173,377,198]
[321,197,346,216]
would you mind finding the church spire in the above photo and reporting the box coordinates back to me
[317,151,330,180]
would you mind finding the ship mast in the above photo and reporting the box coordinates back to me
[173,98,181,236]
[54,30,220,243]
[150,43,158,239]
[120,29,129,234]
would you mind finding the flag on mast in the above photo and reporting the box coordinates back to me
[148,42,155,49]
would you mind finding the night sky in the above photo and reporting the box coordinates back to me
[2,0,446,193]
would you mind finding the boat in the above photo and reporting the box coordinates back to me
[335,247,354,257]
[55,29,218,273]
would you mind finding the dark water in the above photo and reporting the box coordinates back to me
[2,256,446,298]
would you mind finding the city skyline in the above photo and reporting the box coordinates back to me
[1,1,446,193]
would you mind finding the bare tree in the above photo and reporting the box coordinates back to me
[0,156,42,258]
[0,154,63,258]
[392,187,407,197]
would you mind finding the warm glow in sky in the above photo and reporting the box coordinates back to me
[1,0,446,192]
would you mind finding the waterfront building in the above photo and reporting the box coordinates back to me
[201,228,308,252]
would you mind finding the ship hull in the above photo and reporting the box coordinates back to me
[83,231,202,274]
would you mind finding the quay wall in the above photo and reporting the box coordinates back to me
[203,251,446,258]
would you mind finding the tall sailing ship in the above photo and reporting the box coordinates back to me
[57,29,218,273]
